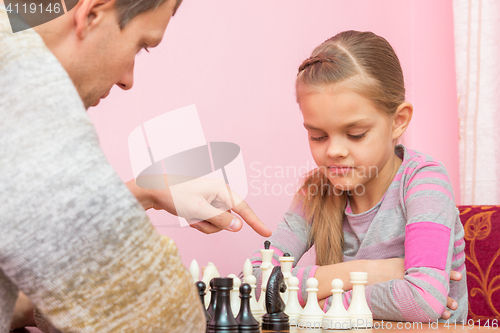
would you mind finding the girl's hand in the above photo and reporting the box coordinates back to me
[441,271,462,320]
[372,259,462,320]
[317,259,463,317]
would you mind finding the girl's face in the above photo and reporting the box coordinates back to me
[298,85,398,195]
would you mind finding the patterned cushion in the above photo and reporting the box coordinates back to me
[458,205,500,320]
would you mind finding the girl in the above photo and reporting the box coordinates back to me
[250,30,467,323]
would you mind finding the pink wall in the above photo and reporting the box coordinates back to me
[88,0,459,276]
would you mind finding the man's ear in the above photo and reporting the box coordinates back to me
[74,0,116,39]
[392,102,413,140]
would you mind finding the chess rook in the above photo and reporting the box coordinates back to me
[347,272,372,329]
[207,277,238,333]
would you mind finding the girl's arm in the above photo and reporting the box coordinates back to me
[249,210,406,306]
[316,265,462,319]
[318,161,466,323]
[314,258,405,298]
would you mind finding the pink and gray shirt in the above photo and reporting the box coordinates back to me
[249,145,467,323]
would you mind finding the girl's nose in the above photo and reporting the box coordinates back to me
[326,138,349,159]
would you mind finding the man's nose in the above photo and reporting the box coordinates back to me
[117,60,135,90]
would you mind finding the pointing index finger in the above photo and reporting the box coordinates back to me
[233,200,272,237]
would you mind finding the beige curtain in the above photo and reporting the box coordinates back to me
[454,0,500,205]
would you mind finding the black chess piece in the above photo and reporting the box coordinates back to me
[207,277,239,333]
[261,266,290,333]
[235,283,260,333]
[196,280,211,325]
[207,279,217,320]
[283,253,290,257]
[264,240,271,250]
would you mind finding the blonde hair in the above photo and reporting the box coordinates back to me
[295,30,406,266]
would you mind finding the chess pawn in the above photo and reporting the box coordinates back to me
[235,283,260,333]
[298,278,324,331]
[206,279,217,320]
[189,259,199,283]
[245,274,264,323]
[279,253,294,304]
[284,276,302,326]
[347,272,372,329]
[323,279,350,330]
[196,280,211,325]
[207,278,239,333]
[227,274,242,318]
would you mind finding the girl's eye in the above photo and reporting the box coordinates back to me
[310,135,327,141]
[348,133,366,140]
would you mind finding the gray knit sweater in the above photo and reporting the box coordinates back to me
[0,5,204,332]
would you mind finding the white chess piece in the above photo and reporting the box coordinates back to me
[243,258,253,282]
[347,272,372,328]
[202,262,220,307]
[258,242,274,308]
[284,276,303,326]
[258,265,270,309]
[260,241,275,270]
[279,254,294,304]
[298,278,324,331]
[189,259,199,283]
[323,279,351,330]
[246,274,264,323]
[227,274,242,318]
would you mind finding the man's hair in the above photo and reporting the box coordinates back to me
[115,0,183,29]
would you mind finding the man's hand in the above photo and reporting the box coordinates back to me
[126,176,272,237]
[10,291,35,330]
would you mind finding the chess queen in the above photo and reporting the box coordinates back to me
[248,30,468,324]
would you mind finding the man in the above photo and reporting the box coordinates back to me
[0,0,270,332]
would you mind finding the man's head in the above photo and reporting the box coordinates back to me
[34,0,182,109]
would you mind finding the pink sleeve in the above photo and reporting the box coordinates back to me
[365,161,457,322]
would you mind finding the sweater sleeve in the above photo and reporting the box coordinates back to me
[365,160,457,322]
[248,202,319,306]
[0,7,205,333]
